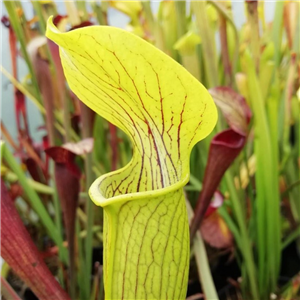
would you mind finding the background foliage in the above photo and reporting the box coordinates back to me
[1,1,299,300]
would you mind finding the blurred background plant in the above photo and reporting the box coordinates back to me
[1,1,299,300]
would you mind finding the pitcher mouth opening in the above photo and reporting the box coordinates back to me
[89,169,189,208]
[88,145,192,208]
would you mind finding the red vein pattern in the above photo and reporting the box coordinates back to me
[47,20,217,300]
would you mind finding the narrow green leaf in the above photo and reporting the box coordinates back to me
[186,199,219,300]
[245,49,281,296]
[4,1,43,103]
[192,1,218,87]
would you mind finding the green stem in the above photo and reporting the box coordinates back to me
[31,1,56,71]
[186,199,219,300]
[4,2,43,104]
[32,1,47,34]
[174,1,187,38]
[194,231,219,300]
[282,53,297,166]
[50,161,66,287]
[76,220,89,300]
[192,1,218,87]
[141,1,155,33]
[271,2,284,68]
[245,49,281,296]
[3,170,53,194]
[81,104,95,298]
[218,205,242,250]
[224,172,259,299]
[62,94,71,142]
[219,13,233,86]
[246,1,260,71]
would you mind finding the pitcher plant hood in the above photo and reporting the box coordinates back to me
[46,16,217,300]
